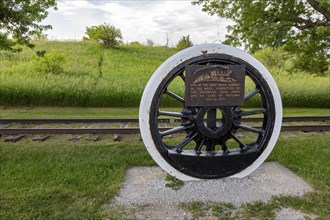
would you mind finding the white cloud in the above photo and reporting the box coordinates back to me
[43,0,232,46]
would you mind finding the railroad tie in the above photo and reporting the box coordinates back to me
[69,135,81,141]
[113,123,129,142]
[86,134,100,141]
[32,135,51,142]
[4,134,25,142]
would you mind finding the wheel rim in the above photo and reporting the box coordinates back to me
[149,53,276,179]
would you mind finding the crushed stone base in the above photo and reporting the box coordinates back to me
[114,162,312,206]
[275,207,318,220]
[106,162,313,219]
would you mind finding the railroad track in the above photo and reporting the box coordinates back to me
[0,116,329,135]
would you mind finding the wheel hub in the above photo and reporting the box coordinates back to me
[194,107,234,139]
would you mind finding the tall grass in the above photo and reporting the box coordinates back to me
[0,41,176,107]
[272,69,330,108]
[0,41,329,107]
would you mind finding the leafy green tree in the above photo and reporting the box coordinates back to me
[0,0,57,52]
[176,35,193,50]
[85,23,123,48]
[31,29,48,41]
[146,39,155,46]
[193,0,330,74]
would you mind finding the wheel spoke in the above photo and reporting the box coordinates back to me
[179,72,185,81]
[236,124,264,134]
[237,108,266,117]
[206,140,215,152]
[175,132,198,152]
[231,133,247,149]
[194,138,205,154]
[244,88,260,101]
[221,143,230,154]
[158,110,191,119]
[164,90,185,103]
[160,124,194,137]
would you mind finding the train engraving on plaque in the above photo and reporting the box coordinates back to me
[185,65,245,107]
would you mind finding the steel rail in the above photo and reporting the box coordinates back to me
[0,118,170,124]
[0,116,328,124]
[174,116,330,123]
[0,125,329,135]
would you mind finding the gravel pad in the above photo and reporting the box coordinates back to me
[275,207,317,220]
[114,162,312,206]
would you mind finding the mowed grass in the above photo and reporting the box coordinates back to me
[0,106,329,119]
[0,107,139,118]
[0,134,329,219]
[0,41,329,108]
[0,136,154,219]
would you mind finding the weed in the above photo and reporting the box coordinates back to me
[211,202,236,219]
[165,174,184,191]
[180,201,236,220]
[179,201,206,219]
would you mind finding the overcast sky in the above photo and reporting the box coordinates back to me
[43,0,232,46]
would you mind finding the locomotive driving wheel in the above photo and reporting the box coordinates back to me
[139,44,282,180]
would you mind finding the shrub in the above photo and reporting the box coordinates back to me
[85,23,122,48]
[129,41,142,46]
[290,51,329,76]
[32,50,65,74]
[176,35,193,50]
[254,47,287,70]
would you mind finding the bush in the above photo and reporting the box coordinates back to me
[290,51,329,76]
[254,47,287,70]
[129,41,142,46]
[85,23,122,48]
[176,35,193,50]
[32,50,65,74]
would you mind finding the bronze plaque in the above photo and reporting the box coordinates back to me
[185,65,245,107]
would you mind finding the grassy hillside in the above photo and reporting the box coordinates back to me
[0,41,329,107]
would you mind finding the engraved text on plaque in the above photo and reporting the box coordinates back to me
[185,65,245,107]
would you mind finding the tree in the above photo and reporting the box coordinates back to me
[193,0,330,74]
[85,23,123,48]
[0,0,57,52]
[31,29,48,41]
[146,39,155,46]
[165,32,173,47]
[176,35,194,50]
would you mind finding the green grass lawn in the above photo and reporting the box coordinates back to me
[0,134,329,219]
[1,106,329,119]
[0,107,139,118]
[0,136,154,219]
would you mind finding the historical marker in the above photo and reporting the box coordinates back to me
[185,65,246,107]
